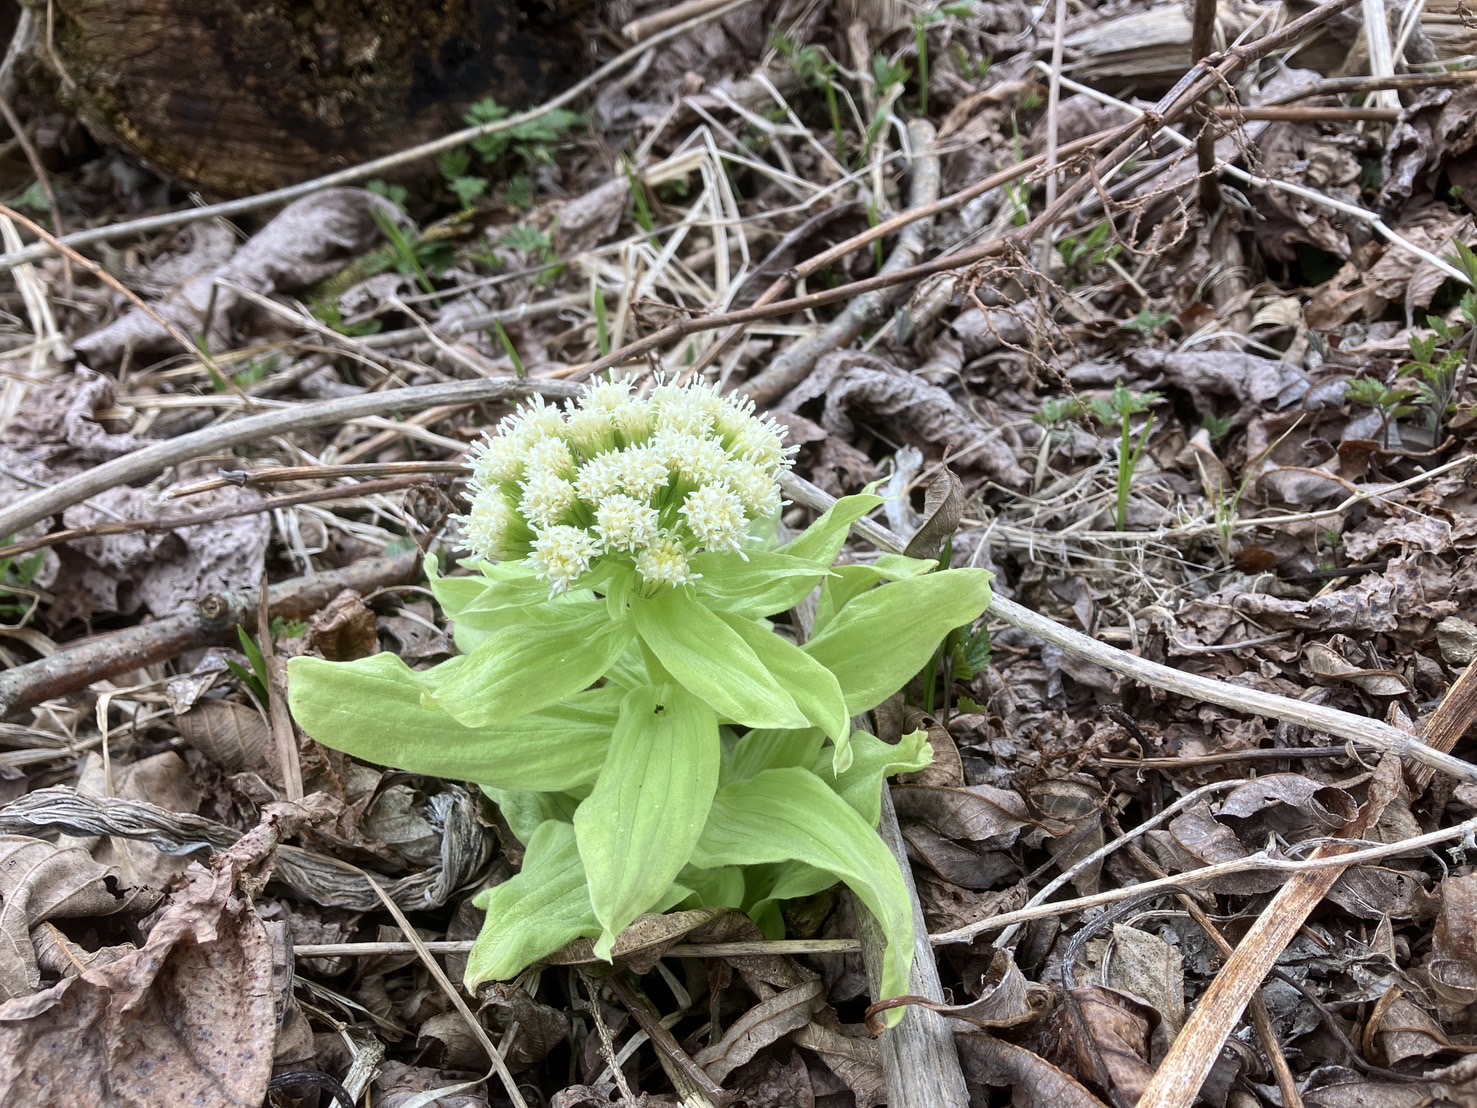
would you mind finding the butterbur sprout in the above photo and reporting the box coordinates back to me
[456,377,794,595]
[290,371,997,1023]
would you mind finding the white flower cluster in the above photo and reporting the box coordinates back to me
[458,379,793,594]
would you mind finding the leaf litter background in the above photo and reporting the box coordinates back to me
[1,0,1476,1106]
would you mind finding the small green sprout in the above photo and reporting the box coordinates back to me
[911,18,931,116]
[1201,413,1234,440]
[490,319,527,379]
[1346,376,1419,446]
[1122,309,1175,336]
[1084,382,1161,532]
[310,299,383,338]
[774,34,850,169]
[442,99,585,212]
[1057,221,1121,274]
[0,540,45,626]
[289,379,994,1024]
[227,627,272,709]
[1034,397,1081,428]
[863,53,912,161]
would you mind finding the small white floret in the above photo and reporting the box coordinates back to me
[595,493,660,553]
[520,469,578,528]
[636,532,695,587]
[529,525,601,593]
[681,483,750,553]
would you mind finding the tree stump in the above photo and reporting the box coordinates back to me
[30,0,598,196]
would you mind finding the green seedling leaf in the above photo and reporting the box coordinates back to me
[575,683,721,958]
[428,604,632,727]
[692,767,916,1024]
[805,568,993,715]
[465,820,599,989]
[287,652,621,790]
[714,611,847,744]
[678,865,746,910]
[631,589,807,729]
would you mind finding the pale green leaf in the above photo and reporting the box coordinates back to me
[727,727,826,783]
[816,728,932,825]
[429,604,633,727]
[714,612,847,742]
[288,652,621,790]
[804,568,993,714]
[631,589,806,729]
[690,550,835,618]
[692,767,916,1022]
[483,788,581,844]
[464,820,599,989]
[677,865,746,909]
[575,684,721,958]
[778,493,883,564]
[813,554,937,634]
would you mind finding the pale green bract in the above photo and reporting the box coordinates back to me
[287,377,994,1029]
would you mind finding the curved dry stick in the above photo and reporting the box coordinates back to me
[779,471,1477,787]
[571,0,1370,385]
[0,377,581,539]
[743,118,943,407]
[0,551,420,716]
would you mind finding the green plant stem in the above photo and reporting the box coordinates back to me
[822,79,848,170]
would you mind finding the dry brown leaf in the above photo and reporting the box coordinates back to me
[916,948,1048,1030]
[695,978,826,1084]
[1131,349,1310,424]
[902,467,964,561]
[475,982,571,1070]
[1217,773,1359,833]
[546,906,731,974]
[1145,803,1281,895]
[44,478,271,625]
[901,822,1018,889]
[955,1031,1110,1108]
[790,1017,884,1108]
[1301,641,1410,697]
[892,782,1032,844]
[1304,1053,1477,1107]
[784,351,1030,488]
[0,836,154,1000]
[1429,871,1477,1005]
[1249,121,1362,263]
[1382,84,1477,214]
[1042,985,1157,1105]
[1363,990,1453,1067]
[175,698,274,777]
[1327,866,1436,921]
[373,1060,487,1108]
[0,803,300,1107]
[727,1050,814,1108]
[0,786,487,913]
[1096,925,1186,1035]
[75,189,399,366]
[305,590,381,661]
[73,750,206,889]
[1031,778,1105,895]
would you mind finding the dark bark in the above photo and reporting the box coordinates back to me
[31,0,597,195]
